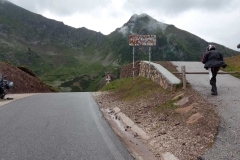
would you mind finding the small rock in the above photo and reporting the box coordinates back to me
[174,122,180,126]
[174,97,189,106]
[159,129,167,135]
[133,133,138,138]
[175,103,197,114]
[172,93,184,101]
[187,112,203,124]
[156,154,161,157]
[135,118,143,124]
[149,140,157,146]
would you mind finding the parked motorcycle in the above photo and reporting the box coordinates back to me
[0,73,13,99]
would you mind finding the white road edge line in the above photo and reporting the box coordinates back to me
[87,93,125,160]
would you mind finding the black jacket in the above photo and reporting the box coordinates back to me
[202,50,227,69]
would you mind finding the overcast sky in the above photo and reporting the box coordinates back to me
[6,0,240,51]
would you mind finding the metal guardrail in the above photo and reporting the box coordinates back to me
[172,66,240,89]
[173,72,240,74]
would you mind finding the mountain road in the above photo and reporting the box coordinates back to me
[0,93,134,160]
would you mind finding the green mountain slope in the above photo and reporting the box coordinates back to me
[0,1,239,91]
[106,14,239,64]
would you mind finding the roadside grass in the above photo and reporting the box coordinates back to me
[156,99,178,110]
[100,75,182,114]
[100,76,168,101]
[154,93,182,112]
[223,54,240,78]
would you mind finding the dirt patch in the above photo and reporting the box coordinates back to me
[0,61,54,94]
[120,61,140,78]
[93,62,219,160]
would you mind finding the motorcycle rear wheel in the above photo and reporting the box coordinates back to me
[0,92,5,99]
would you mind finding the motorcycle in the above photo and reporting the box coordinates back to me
[0,73,13,99]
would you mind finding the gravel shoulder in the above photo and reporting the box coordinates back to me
[93,84,219,160]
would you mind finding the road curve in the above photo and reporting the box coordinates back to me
[172,61,240,160]
[0,92,133,160]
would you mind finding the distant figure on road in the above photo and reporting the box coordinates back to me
[201,45,227,95]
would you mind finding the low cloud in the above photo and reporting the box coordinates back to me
[118,14,168,37]
[118,26,129,37]
[123,0,236,16]
[8,0,111,16]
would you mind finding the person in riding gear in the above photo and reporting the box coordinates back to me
[201,45,227,95]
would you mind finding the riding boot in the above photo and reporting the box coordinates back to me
[210,80,218,95]
[212,85,218,95]
[209,67,219,96]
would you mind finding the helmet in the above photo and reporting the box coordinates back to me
[8,81,13,88]
[207,45,216,51]
[6,81,13,89]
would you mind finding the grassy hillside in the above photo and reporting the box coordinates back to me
[105,15,239,64]
[0,2,239,92]
[101,76,168,101]
[222,53,240,78]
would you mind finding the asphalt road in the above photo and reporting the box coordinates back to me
[0,92,134,160]
[172,61,240,160]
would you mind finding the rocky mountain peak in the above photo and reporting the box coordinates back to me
[117,13,168,37]
[129,13,154,22]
